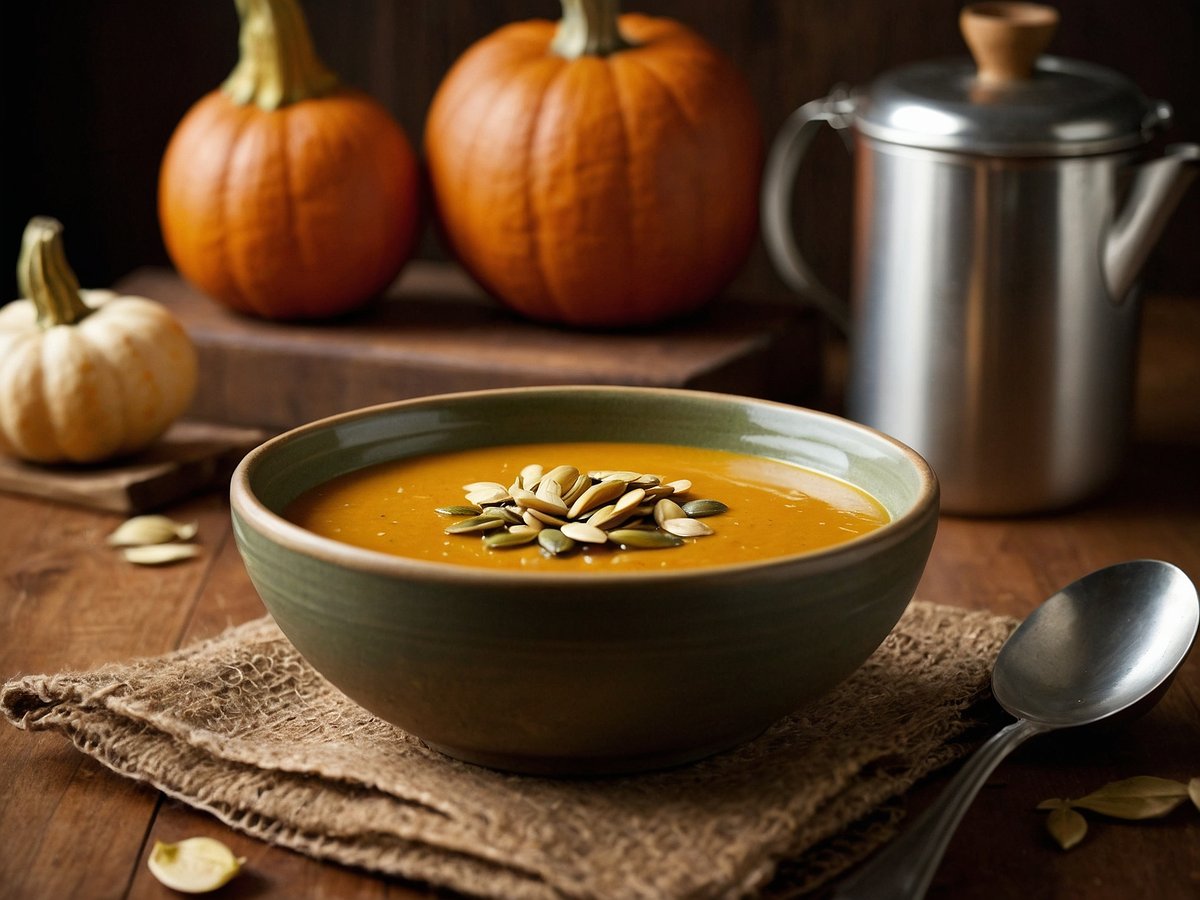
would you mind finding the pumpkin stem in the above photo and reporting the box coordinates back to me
[552,0,633,58]
[222,0,338,110]
[17,217,93,329]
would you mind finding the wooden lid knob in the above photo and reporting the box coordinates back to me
[961,2,1059,82]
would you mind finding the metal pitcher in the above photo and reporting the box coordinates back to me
[762,3,1198,514]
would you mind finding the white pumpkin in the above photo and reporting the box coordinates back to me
[0,218,198,464]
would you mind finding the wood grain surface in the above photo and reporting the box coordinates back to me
[1,295,1197,899]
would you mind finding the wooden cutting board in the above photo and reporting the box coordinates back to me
[0,421,266,514]
[115,264,823,432]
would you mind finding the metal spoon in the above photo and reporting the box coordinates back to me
[833,558,1199,900]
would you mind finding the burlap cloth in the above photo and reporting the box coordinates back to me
[2,600,1015,899]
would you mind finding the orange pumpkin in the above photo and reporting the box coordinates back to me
[425,0,763,328]
[158,0,420,320]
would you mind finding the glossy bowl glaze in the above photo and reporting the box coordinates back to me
[230,386,939,775]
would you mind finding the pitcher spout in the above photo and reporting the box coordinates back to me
[1105,143,1200,302]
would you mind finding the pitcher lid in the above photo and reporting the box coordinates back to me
[856,56,1168,156]
[854,4,1170,156]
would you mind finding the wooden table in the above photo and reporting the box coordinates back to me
[1,295,1197,900]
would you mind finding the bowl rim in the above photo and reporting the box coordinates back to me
[230,385,939,586]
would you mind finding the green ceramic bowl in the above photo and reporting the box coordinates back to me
[230,386,938,775]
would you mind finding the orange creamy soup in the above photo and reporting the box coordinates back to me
[285,441,890,572]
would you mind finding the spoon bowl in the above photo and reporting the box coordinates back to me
[835,559,1199,899]
[994,559,1198,726]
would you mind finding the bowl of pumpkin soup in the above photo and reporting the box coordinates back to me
[230,386,938,775]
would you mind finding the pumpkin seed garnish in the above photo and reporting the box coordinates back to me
[437,463,728,558]
[147,836,244,893]
[653,498,686,526]
[613,487,646,515]
[519,464,544,488]
[435,504,483,517]
[527,507,569,527]
[682,499,729,518]
[535,477,565,505]
[562,473,591,505]
[465,487,510,506]
[585,503,620,529]
[489,506,525,525]
[661,517,714,537]
[538,528,575,555]
[567,479,626,519]
[463,480,508,492]
[608,528,684,549]
[444,515,505,534]
[544,465,579,490]
[642,484,676,502]
[512,486,569,516]
[560,521,609,544]
[484,529,538,549]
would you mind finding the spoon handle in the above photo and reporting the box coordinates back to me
[832,717,1048,900]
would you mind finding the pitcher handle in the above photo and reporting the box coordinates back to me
[761,89,857,332]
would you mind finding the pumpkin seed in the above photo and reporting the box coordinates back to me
[445,515,505,534]
[147,837,244,894]
[567,479,626,519]
[509,486,535,504]
[682,499,729,518]
[560,521,609,544]
[535,476,564,504]
[586,503,618,528]
[653,498,686,526]
[608,529,684,549]
[661,517,714,537]
[586,469,624,480]
[463,480,508,493]
[465,487,510,506]
[544,465,579,491]
[122,544,202,566]
[561,473,591,505]
[511,486,569,516]
[598,470,642,484]
[641,484,677,502]
[527,507,569,527]
[603,513,639,531]
[489,506,525,525]
[440,462,729,559]
[538,528,576,555]
[484,529,538,549]
[107,515,198,547]
[613,487,646,514]
[435,504,483,517]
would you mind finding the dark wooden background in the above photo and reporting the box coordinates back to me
[4,0,1198,307]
